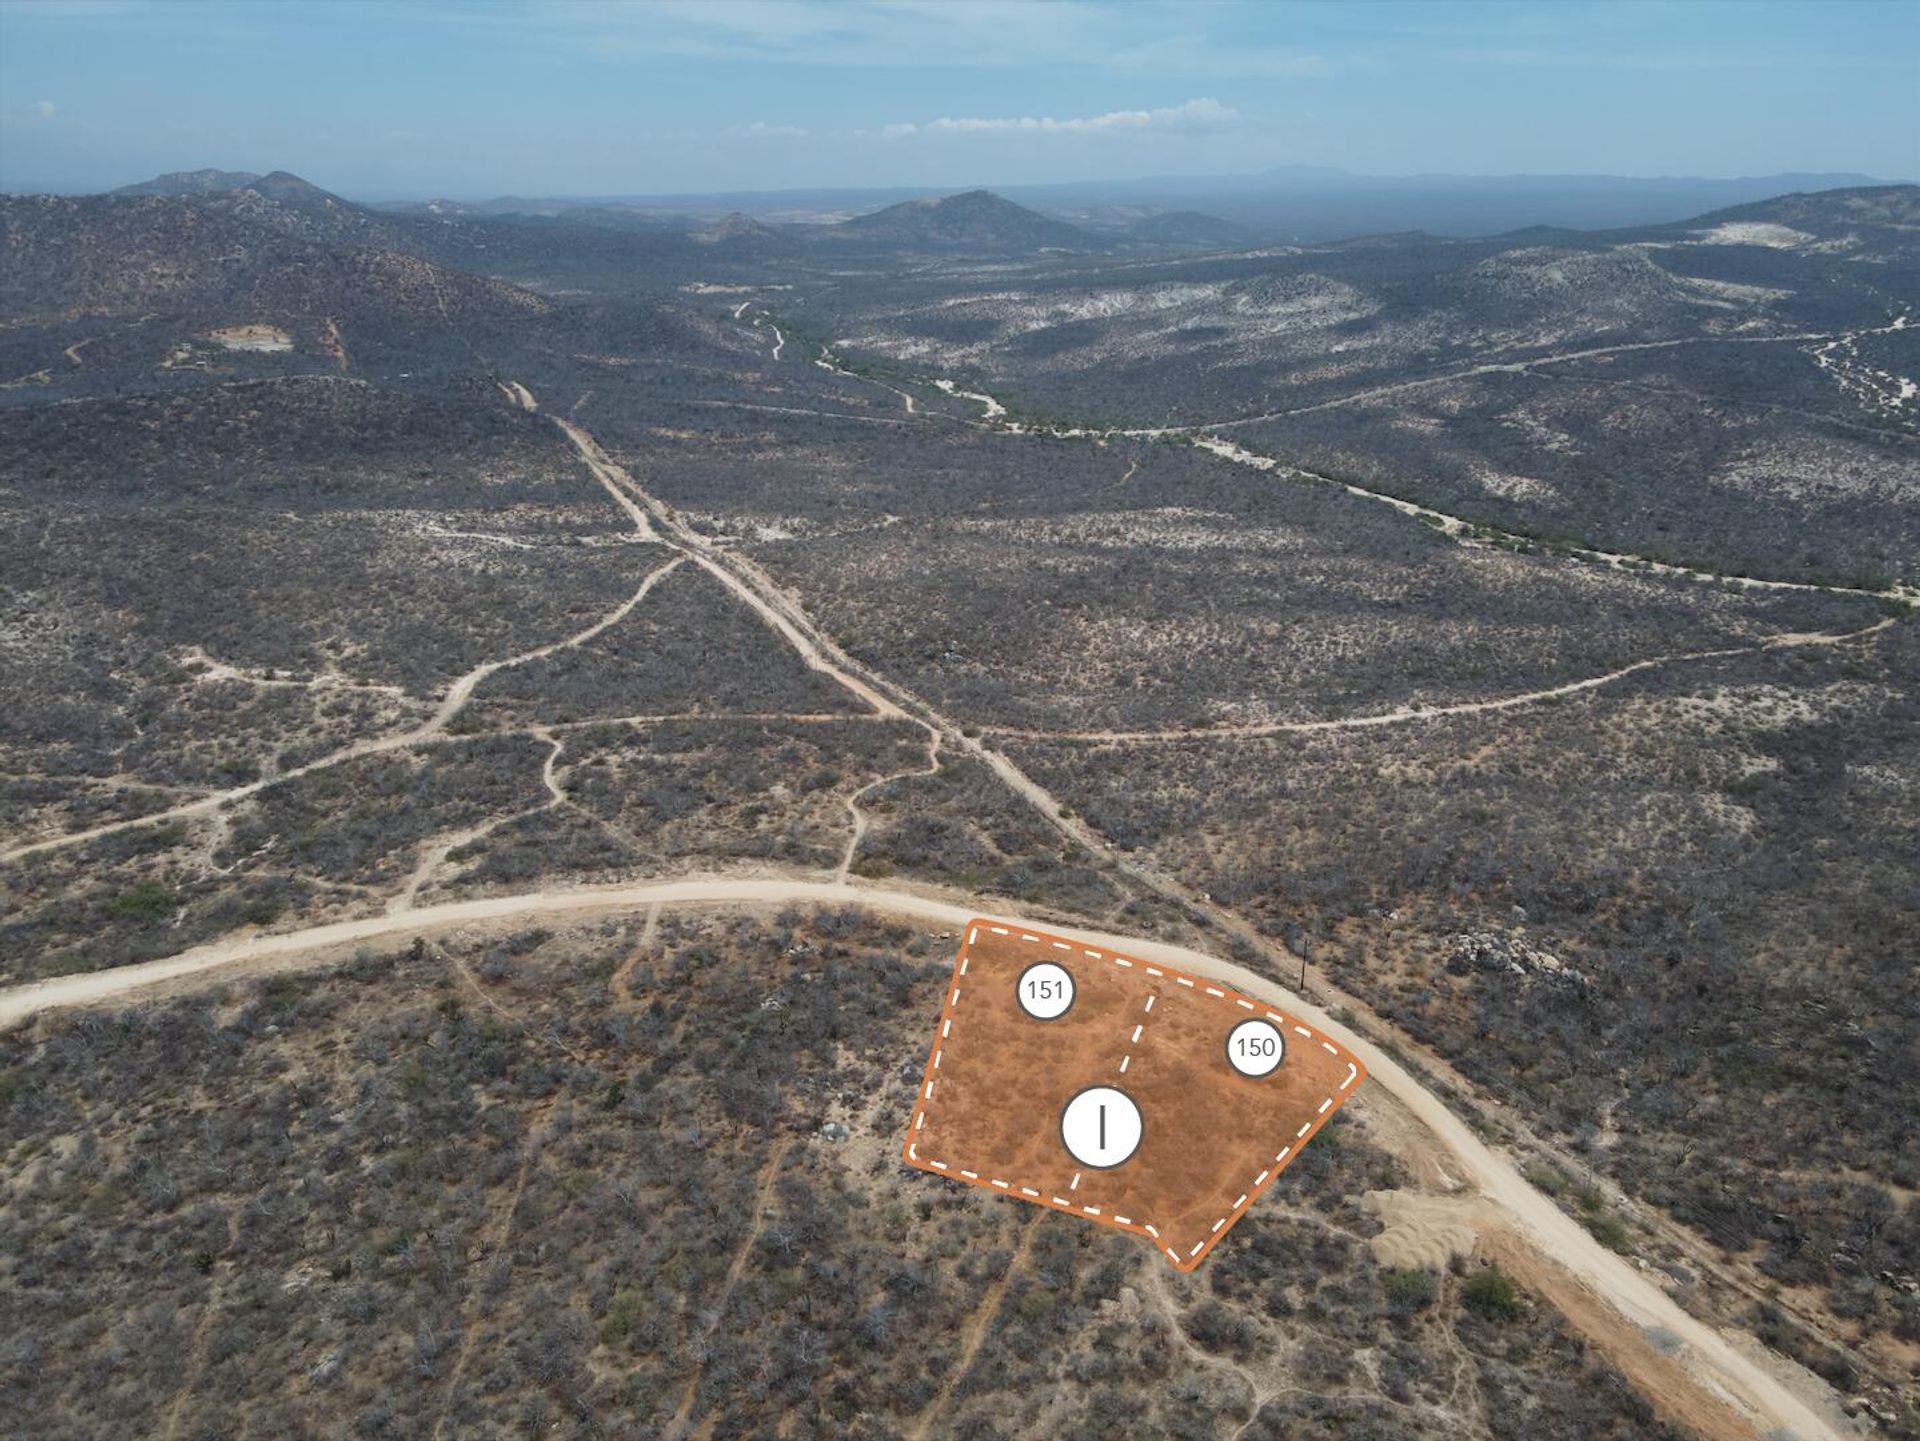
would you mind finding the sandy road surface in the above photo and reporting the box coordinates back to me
[992,614,1901,743]
[1115,314,1920,436]
[548,411,904,718]
[0,876,1844,1440]
[1191,434,1920,605]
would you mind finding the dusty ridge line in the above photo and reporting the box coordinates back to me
[0,877,1842,1441]
[0,555,686,865]
[990,615,1900,743]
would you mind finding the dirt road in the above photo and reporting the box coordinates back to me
[0,875,1845,1441]
[788,305,1917,608]
[548,411,903,718]
[0,553,684,866]
[992,614,1900,743]
[1116,313,1920,436]
[4,366,1864,1438]
[1191,434,1920,604]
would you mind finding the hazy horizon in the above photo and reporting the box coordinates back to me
[2,0,1915,199]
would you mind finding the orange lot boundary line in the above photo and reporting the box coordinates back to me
[901,918,1367,1272]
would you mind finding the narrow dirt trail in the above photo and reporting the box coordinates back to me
[611,903,660,1001]
[1115,314,1918,436]
[1140,1262,1262,1432]
[837,722,942,881]
[908,1211,1039,1441]
[992,614,1899,743]
[428,930,585,1440]
[0,876,1850,1441]
[668,1137,793,1441]
[389,730,567,912]
[430,1089,561,1441]
[0,554,685,865]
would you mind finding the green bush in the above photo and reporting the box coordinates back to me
[1461,1263,1525,1321]
[109,881,175,919]
[1583,1212,1631,1253]
[1384,1267,1438,1313]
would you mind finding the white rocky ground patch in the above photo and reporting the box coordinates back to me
[1690,221,1820,249]
[1712,433,1920,504]
[1446,929,1589,987]
[205,324,293,352]
[955,507,1314,554]
[1469,468,1562,504]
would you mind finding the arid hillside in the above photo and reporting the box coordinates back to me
[2,179,1916,1438]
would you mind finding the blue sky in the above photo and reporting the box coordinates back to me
[1,0,1914,198]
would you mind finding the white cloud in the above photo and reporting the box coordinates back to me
[886,97,1241,140]
[491,3,1337,79]
[738,121,808,139]
[33,100,57,119]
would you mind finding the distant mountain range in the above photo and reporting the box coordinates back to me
[0,181,546,335]
[93,165,1910,250]
[9,168,1915,331]
[74,171,1240,258]
[360,166,1902,243]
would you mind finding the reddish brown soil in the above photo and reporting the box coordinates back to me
[903,919,1366,1271]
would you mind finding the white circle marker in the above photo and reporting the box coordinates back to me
[1225,1018,1286,1077]
[1060,1085,1143,1169]
[1016,961,1075,1020]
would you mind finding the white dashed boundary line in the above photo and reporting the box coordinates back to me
[902,919,1366,1271]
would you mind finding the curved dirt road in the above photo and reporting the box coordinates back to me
[790,304,1917,609]
[0,876,1842,1441]
[1114,312,1920,436]
[991,614,1900,743]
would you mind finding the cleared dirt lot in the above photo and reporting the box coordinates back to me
[907,921,1366,1271]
